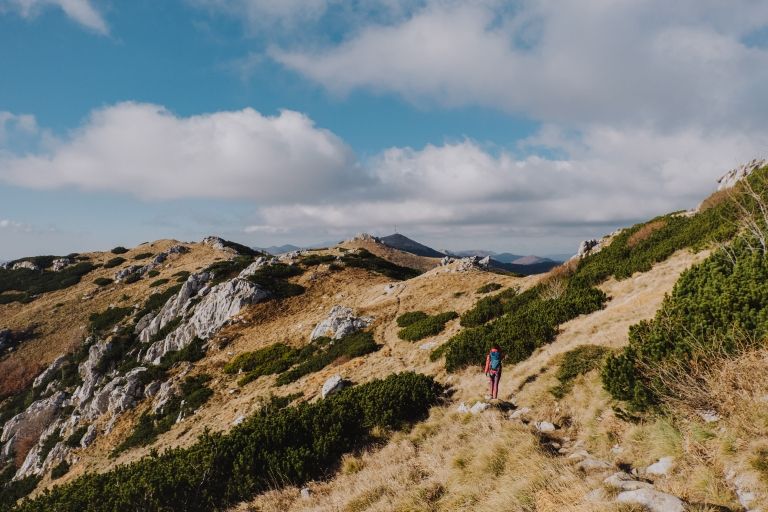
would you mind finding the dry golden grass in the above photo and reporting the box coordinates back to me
[698,189,732,212]
[626,219,667,248]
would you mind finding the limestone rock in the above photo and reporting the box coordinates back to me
[84,367,146,420]
[80,424,98,448]
[576,239,601,259]
[237,257,271,278]
[115,265,143,282]
[535,421,556,433]
[152,381,177,414]
[321,374,346,399]
[604,472,654,491]
[72,339,111,406]
[509,407,532,421]
[167,244,189,255]
[1,391,67,459]
[143,277,269,363]
[577,457,612,473]
[33,355,67,388]
[646,456,674,477]
[616,488,685,512]
[52,258,72,271]
[138,271,211,342]
[469,401,490,414]
[300,487,311,499]
[456,402,470,413]
[232,415,246,426]
[351,233,380,243]
[12,260,39,271]
[310,306,373,341]
[697,410,720,423]
[419,341,438,350]
[717,158,767,191]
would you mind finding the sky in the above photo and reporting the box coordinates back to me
[0,0,767,260]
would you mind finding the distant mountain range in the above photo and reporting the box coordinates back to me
[379,233,445,258]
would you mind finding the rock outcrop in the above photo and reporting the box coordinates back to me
[1,391,67,461]
[72,338,111,406]
[33,355,67,388]
[576,239,600,259]
[52,257,72,271]
[12,260,39,271]
[84,367,147,420]
[138,272,212,342]
[143,277,270,363]
[717,158,767,191]
[310,306,373,341]
[321,375,346,399]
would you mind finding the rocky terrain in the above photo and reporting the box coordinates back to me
[0,161,767,511]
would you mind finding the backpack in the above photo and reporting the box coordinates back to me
[489,350,501,371]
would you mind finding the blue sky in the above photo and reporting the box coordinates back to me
[1,0,767,260]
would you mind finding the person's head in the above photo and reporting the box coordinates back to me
[491,344,500,352]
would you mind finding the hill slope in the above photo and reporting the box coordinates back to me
[379,233,445,258]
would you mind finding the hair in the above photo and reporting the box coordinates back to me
[491,344,500,351]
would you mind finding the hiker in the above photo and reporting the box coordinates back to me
[484,344,503,400]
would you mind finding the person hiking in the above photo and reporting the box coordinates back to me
[484,344,503,400]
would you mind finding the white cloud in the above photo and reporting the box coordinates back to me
[1,0,108,34]
[0,102,364,201]
[272,0,768,129]
[0,219,33,233]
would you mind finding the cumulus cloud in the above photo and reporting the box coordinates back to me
[1,0,109,34]
[272,0,768,129]
[0,102,365,201]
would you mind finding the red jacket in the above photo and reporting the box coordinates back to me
[484,348,502,374]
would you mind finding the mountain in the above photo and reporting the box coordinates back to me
[3,161,768,512]
[258,244,302,255]
[379,233,445,258]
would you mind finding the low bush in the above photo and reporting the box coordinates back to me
[549,345,609,399]
[396,311,428,327]
[602,239,768,410]
[0,262,95,304]
[133,253,153,260]
[224,343,297,385]
[204,256,255,284]
[459,286,523,327]
[476,282,502,294]
[136,284,182,319]
[341,249,421,280]
[15,373,440,512]
[50,461,70,480]
[149,316,182,344]
[158,338,206,369]
[245,263,305,298]
[123,273,141,284]
[276,332,380,386]
[113,374,213,455]
[103,257,126,269]
[89,307,133,334]
[149,278,169,288]
[93,277,113,287]
[398,312,458,341]
[300,254,336,266]
[7,256,58,270]
[147,270,160,278]
[38,429,62,462]
[65,426,89,448]
[110,247,129,254]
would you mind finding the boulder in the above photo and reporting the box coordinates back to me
[167,244,189,255]
[456,402,470,413]
[577,457,612,473]
[616,488,685,512]
[310,306,373,341]
[1,391,67,458]
[115,265,143,282]
[138,272,211,342]
[72,339,111,406]
[535,421,556,433]
[646,456,674,477]
[697,410,720,423]
[321,374,346,399]
[152,253,167,265]
[232,415,246,426]
[576,239,600,259]
[33,355,67,388]
[604,472,654,491]
[12,260,39,271]
[51,258,72,271]
[509,407,532,421]
[469,401,490,414]
[143,277,270,363]
[419,341,438,351]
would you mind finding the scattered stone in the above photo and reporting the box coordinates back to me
[300,487,311,499]
[646,456,674,477]
[232,415,246,426]
[321,374,346,399]
[509,407,531,421]
[80,424,98,448]
[51,258,72,271]
[611,444,624,455]
[697,410,720,423]
[456,402,470,414]
[469,401,490,414]
[725,468,762,510]
[583,487,609,503]
[33,355,67,388]
[567,450,590,462]
[577,457,612,473]
[12,260,40,271]
[535,421,556,433]
[419,341,438,350]
[616,488,685,512]
[310,306,373,341]
[604,472,654,491]
[167,244,189,255]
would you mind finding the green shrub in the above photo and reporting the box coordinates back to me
[276,332,380,385]
[0,474,40,510]
[103,257,126,269]
[300,254,336,266]
[459,286,523,327]
[158,338,206,369]
[439,285,606,372]
[602,239,768,410]
[550,345,609,399]
[477,282,502,294]
[245,263,305,298]
[396,311,428,327]
[133,252,153,260]
[7,256,59,270]
[65,426,89,448]
[224,343,297,386]
[15,373,440,512]
[149,316,182,343]
[38,429,62,462]
[149,278,169,288]
[204,256,256,284]
[111,246,129,254]
[0,262,94,304]
[147,270,160,278]
[93,277,113,287]
[114,374,213,454]
[136,284,182,319]
[51,460,70,480]
[89,307,133,333]
[341,249,421,280]
[123,273,141,284]
[397,312,458,341]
